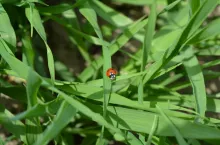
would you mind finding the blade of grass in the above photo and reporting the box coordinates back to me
[156,105,188,145]
[22,36,35,68]
[0,4,16,51]
[187,18,220,44]
[143,0,218,84]
[25,67,42,145]
[139,1,156,104]
[89,0,133,28]
[34,101,77,145]
[79,2,112,143]
[0,40,126,142]
[25,6,55,84]
[182,46,206,122]
[79,16,148,82]
[189,0,200,15]
[146,115,158,145]
[37,0,88,14]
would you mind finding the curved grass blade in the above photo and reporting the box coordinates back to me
[25,6,55,84]
[79,16,148,82]
[0,4,16,51]
[34,101,77,145]
[156,105,188,145]
[146,115,158,145]
[143,0,218,84]
[182,46,206,122]
[187,18,220,44]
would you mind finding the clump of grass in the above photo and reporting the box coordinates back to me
[0,0,220,145]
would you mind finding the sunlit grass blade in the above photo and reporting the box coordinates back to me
[79,16,148,82]
[139,1,156,103]
[79,2,112,143]
[182,46,206,121]
[89,0,133,28]
[143,0,218,84]
[25,6,55,84]
[187,18,220,44]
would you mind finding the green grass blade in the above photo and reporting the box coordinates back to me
[34,101,77,145]
[189,0,200,15]
[0,4,16,51]
[105,105,220,138]
[22,36,35,68]
[26,69,42,108]
[79,16,148,82]
[62,10,92,63]
[112,0,155,5]
[0,39,29,79]
[44,42,55,84]
[139,1,156,103]
[187,18,220,44]
[50,15,109,46]
[37,0,88,14]
[156,105,188,145]
[143,0,218,84]
[89,0,133,28]
[146,115,158,145]
[182,46,206,122]
[25,6,46,41]
[79,2,112,143]
[25,6,55,83]
[0,109,27,144]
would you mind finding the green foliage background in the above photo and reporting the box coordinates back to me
[0,0,220,145]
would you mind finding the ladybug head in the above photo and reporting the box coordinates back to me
[109,72,116,80]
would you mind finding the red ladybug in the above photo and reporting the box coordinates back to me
[106,68,117,80]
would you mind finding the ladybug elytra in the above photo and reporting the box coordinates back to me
[106,68,117,80]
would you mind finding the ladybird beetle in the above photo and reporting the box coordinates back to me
[106,68,117,80]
